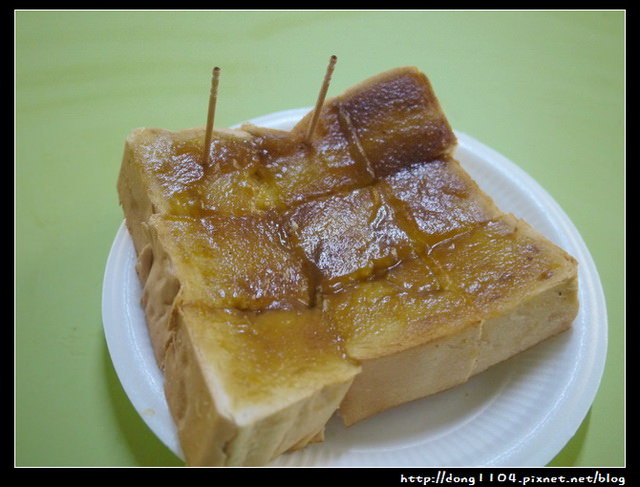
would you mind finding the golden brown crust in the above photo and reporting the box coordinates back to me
[294,66,457,178]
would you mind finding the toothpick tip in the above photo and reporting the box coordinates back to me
[204,66,221,165]
[304,56,339,143]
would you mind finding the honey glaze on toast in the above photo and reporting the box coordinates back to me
[117,66,578,465]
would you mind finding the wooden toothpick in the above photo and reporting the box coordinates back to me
[305,55,338,143]
[203,66,221,165]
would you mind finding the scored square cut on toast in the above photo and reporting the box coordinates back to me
[117,66,579,465]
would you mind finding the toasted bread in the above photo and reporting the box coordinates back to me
[117,66,578,465]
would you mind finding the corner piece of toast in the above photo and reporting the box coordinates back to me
[117,66,579,465]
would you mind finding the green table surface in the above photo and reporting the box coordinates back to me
[15,10,624,468]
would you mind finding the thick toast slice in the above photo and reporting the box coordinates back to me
[117,66,578,465]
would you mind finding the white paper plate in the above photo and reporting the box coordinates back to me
[102,108,607,467]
